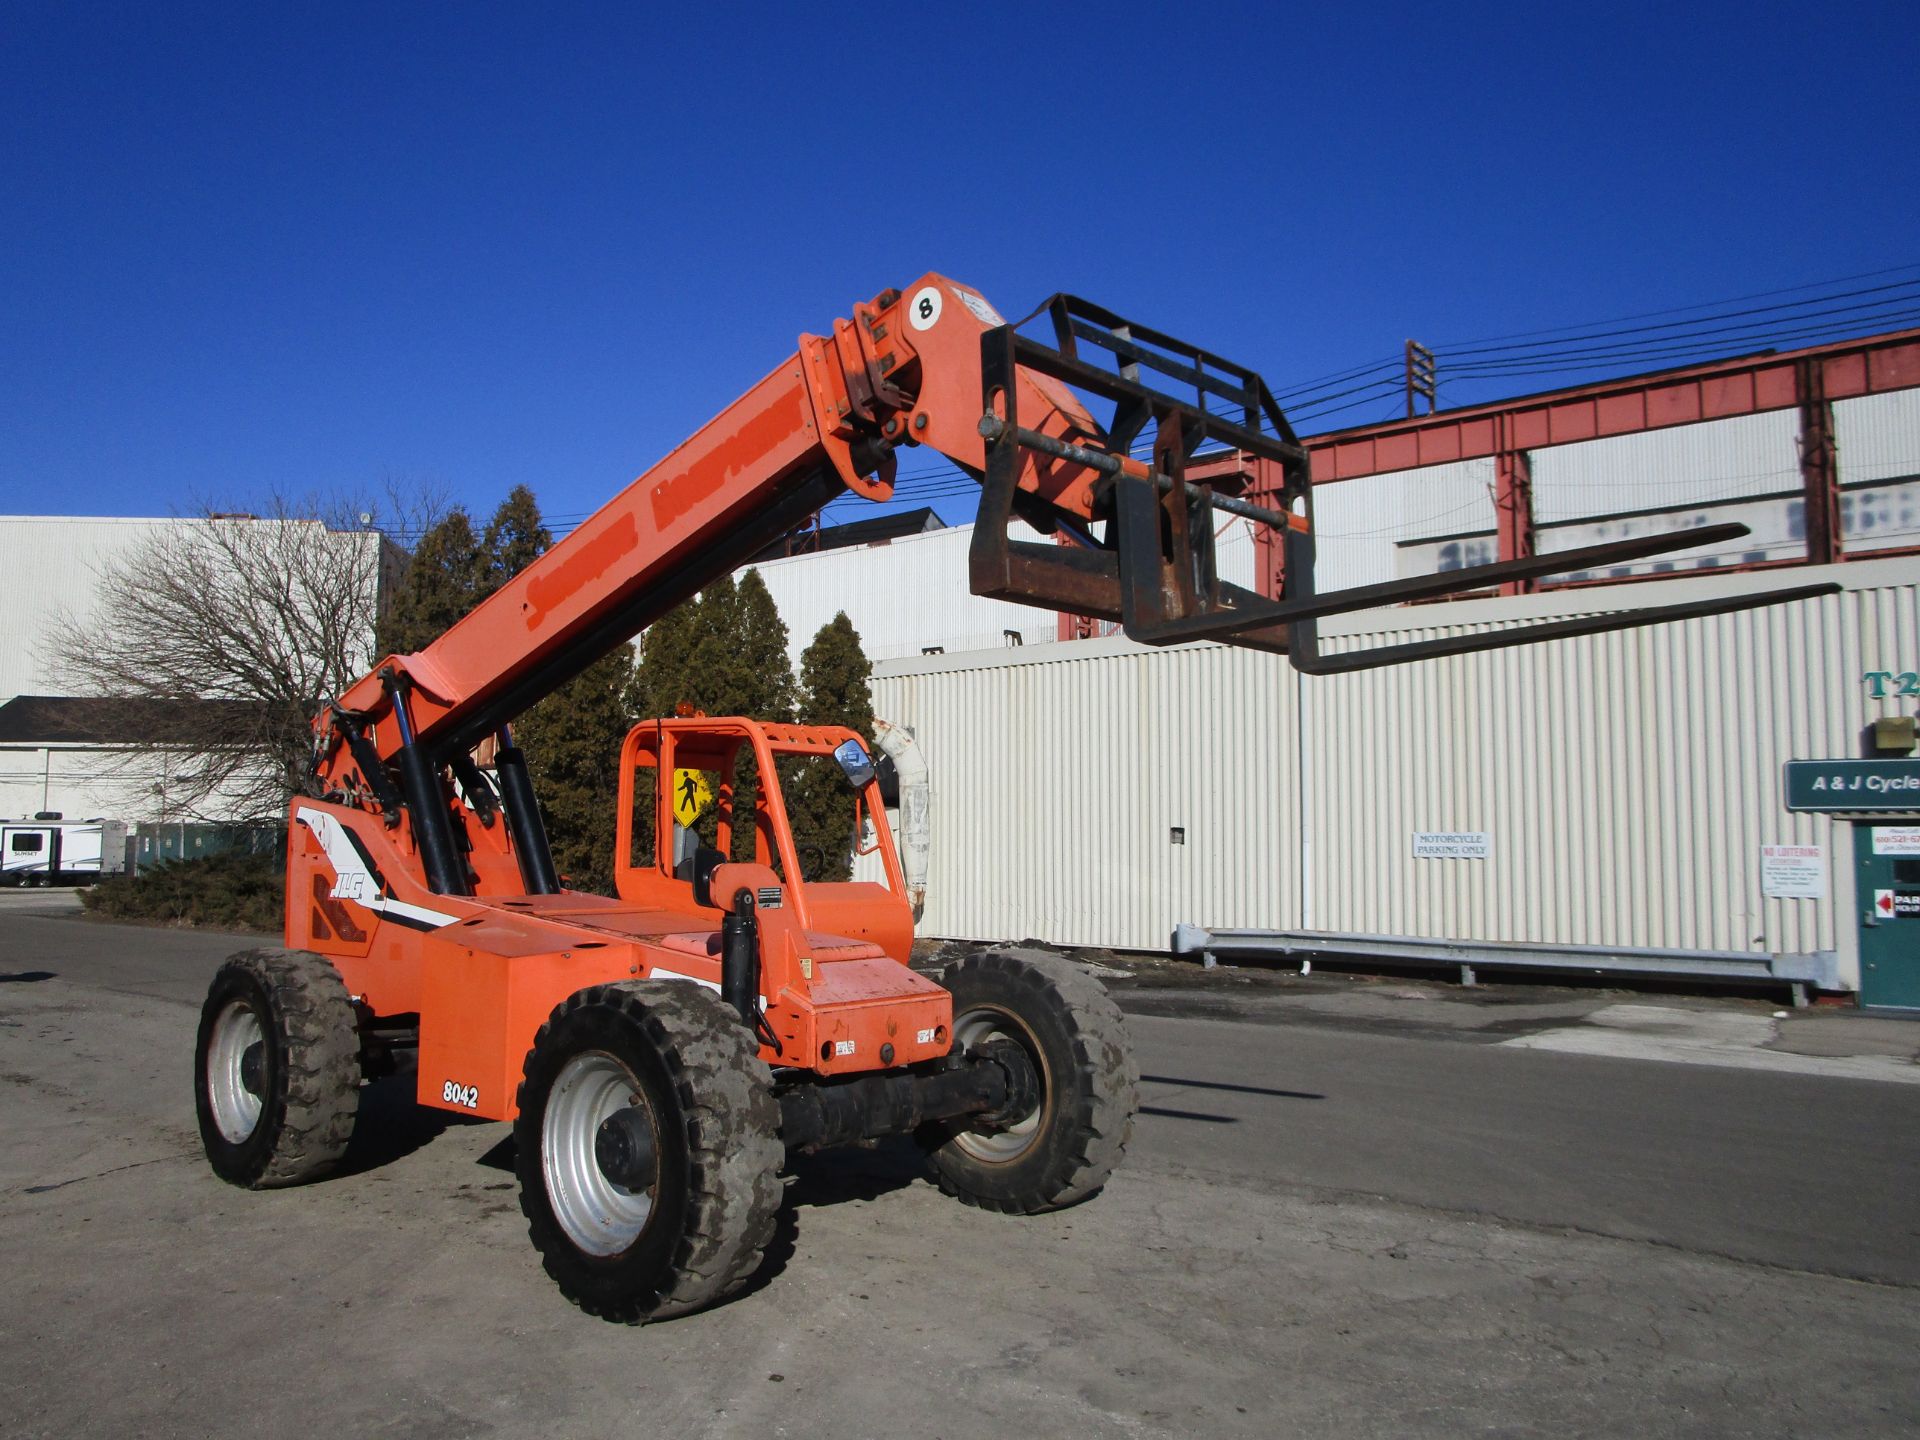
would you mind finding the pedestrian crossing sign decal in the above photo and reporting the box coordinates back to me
[673,769,713,826]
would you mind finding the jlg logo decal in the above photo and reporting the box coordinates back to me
[441,1080,479,1110]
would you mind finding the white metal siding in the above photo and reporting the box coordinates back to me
[1302,586,1855,957]
[746,517,1259,665]
[1307,459,1497,591]
[0,518,173,698]
[1530,411,1801,523]
[1837,391,1920,557]
[873,557,1920,987]
[747,522,1058,665]
[1836,390,1920,484]
[877,639,1299,949]
[0,743,272,824]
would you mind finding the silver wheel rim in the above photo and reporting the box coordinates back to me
[207,1000,265,1144]
[952,1006,1046,1163]
[543,1051,657,1257]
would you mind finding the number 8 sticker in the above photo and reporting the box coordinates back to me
[907,285,943,331]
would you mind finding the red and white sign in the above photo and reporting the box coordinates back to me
[1871,827,1920,856]
[1759,844,1825,899]
[1875,889,1920,919]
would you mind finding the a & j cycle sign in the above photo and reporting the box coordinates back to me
[1784,760,1920,813]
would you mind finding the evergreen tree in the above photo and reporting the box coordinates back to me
[481,484,551,596]
[796,611,876,738]
[784,611,877,882]
[477,488,635,895]
[669,571,792,861]
[620,571,798,866]
[704,569,795,722]
[624,598,702,721]
[513,650,633,894]
[376,509,486,654]
[714,569,794,862]
[621,599,704,867]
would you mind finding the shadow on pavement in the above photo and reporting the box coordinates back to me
[337,1074,490,1178]
[475,1136,515,1172]
[732,1137,925,1305]
[0,971,57,983]
[1141,1072,1324,1101]
[784,1135,923,1209]
[1139,1105,1239,1123]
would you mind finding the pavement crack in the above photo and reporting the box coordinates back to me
[23,1151,195,1194]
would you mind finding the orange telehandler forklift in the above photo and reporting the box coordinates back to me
[192,275,1836,1321]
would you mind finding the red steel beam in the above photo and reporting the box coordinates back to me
[1304,326,1920,483]
[1797,356,1842,567]
[1089,326,1920,626]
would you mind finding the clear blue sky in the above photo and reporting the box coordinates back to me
[3,2,1914,534]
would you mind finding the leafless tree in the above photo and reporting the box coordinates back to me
[38,491,407,820]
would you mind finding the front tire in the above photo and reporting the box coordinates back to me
[918,948,1139,1213]
[514,982,782,1323]
[194,948,362,1187]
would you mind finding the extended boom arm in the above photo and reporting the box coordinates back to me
[311,274,1837,889]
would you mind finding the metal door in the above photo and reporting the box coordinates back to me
[1855,823,1920,1009]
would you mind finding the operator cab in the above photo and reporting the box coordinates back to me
[614,716,912,961]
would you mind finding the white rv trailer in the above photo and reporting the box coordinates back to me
[0,817,128,886]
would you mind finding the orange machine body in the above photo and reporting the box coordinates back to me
[287,718,946,1123]
[281,269,1829,1131]
[314,273,1108,774]
[284,272,1323,1128]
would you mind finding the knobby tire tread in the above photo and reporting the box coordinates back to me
[926,948,1139,1215]
[204,947,361,1189]
[515,983,782,1324]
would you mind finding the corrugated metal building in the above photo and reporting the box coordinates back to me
[743,344,1918,998]
[870,556,1918,994]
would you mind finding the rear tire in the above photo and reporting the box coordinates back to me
[917,948,1139,1213]
[514,982,782,1323]
[194,948,361,1187]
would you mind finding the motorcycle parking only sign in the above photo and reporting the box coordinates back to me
[1411,831,1491,859]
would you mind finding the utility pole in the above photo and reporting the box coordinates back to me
[1404,340,1436,418]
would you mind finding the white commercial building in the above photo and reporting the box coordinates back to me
[0,515,389,824]
[746,517,1260,667]
[868,556,1916,1001]
[808,372,1920,1003]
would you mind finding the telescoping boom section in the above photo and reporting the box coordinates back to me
[316,273,1841,799]
[207,273,1839,1324]
[291,271,1837,1084]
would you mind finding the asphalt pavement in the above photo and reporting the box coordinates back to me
[2,903,1916,1438]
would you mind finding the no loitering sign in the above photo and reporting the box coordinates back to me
[1759,844,1826,899]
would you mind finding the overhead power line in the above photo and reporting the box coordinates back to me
[1267,261,1920,423]
[1435,260,1920,348]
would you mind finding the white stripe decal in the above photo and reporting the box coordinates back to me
[644,966,765,1009]
[295,806,459,930]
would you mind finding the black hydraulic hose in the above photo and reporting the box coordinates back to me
[447,750,498,828]
[385,677,469,896]
[494,725,560,894]
[720,889,758,1028]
